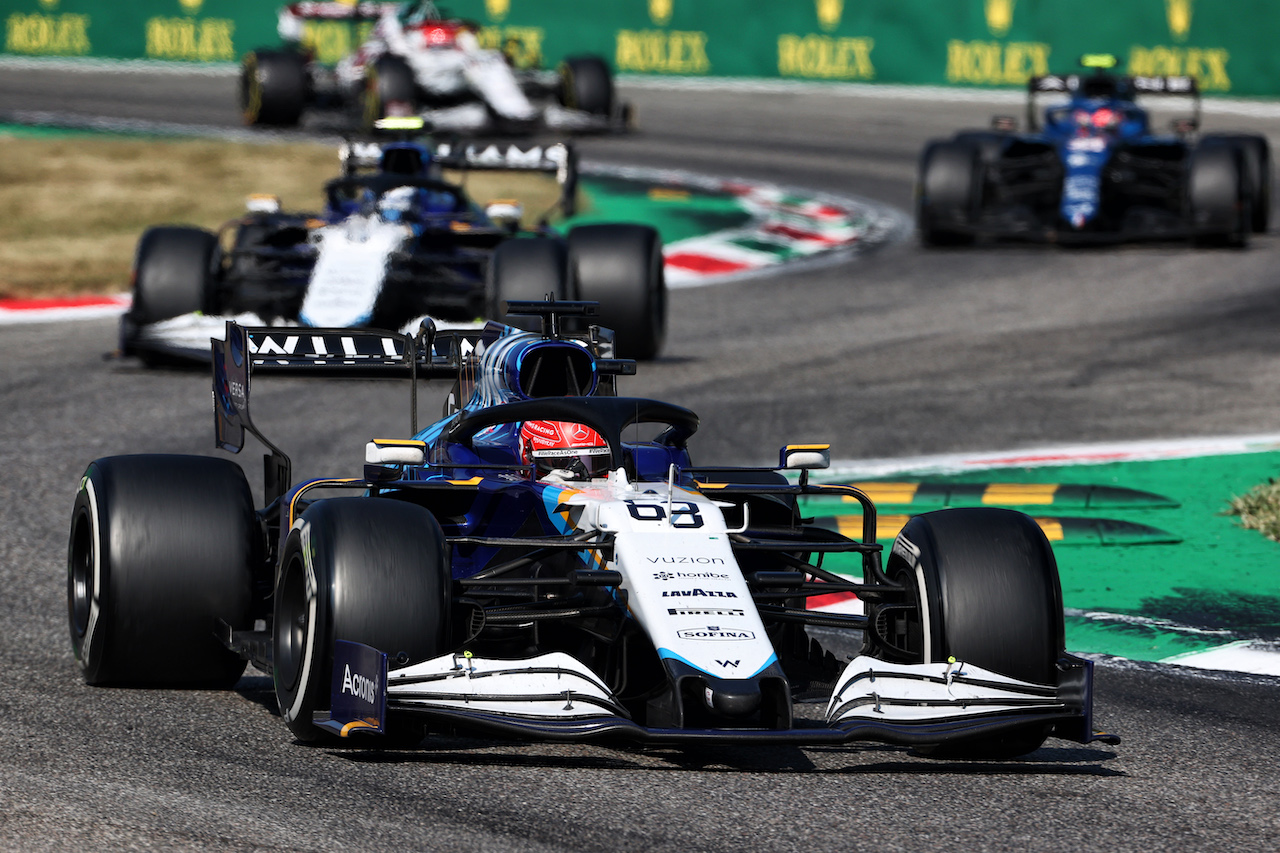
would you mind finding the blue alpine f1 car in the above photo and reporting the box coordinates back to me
[69,303,1117,757]
[918,54,1270,245]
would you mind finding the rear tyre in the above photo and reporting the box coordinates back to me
[486,237,569,331]
[1189,143,1250,248]
[559,55,614,116]
[362,54,418,131]
[67,455,257,687]
[273,498,451,744]
[568,224,666,360]
[917,140,981,246]
[1200,133,1271,233]
[240,50,308,127]
[874,508,1064,758]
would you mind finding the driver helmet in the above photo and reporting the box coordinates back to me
[520,421,610,480]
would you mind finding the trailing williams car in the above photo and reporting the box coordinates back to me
[69,303,1117,758]
[917,54,1271,246]
[242,1,629,133]
[120,134,665,363]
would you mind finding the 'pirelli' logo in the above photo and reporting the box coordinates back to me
[667,608,745,617]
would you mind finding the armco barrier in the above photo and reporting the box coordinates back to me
[3,1,1277,98]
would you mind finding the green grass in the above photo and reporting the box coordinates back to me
[0,132,568,297]
[1227,479,1280,542]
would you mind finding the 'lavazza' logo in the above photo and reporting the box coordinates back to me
[341,664,379,704]
[662,589,738,599]
[677,626,756,641]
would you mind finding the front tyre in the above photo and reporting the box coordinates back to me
[67,455,257,687]
[917,140,981,246]
[559,55,614,116]
[874,508,1064,758]
[568,224,666,360]
[273,498,451,744]
[240,50,308,127]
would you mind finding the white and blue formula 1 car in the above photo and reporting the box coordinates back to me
[120,137,665,365]
[69,302,1117,757]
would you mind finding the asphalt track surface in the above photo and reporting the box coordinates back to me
[2,68,1280,851]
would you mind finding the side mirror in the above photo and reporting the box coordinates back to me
[780,444,830,470]
[485,199,524,230]
[991,115,1017,132]
[245,194,281,213]
[366,439,426,466]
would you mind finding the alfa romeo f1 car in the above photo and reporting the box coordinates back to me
[120,136,665,363]
[69,302,1117,757]
[242,1,629,133]
[918,54,1271,245]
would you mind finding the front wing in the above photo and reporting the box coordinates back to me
[318,646,1118,748]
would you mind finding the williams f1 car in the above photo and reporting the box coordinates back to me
[918,54,1271,246]
[119,136,665,363]
[242,2,629,133]
[70,302,1116,757]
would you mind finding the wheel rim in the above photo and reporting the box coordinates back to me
[68,507,94,639]
[274,554,309,693]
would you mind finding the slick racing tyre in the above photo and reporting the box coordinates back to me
[917,140,981,246]
[240,49,308,127]
[129,226,219,325]
[559,55,614,116]
[568,224,666,361]
[873,508,1064,759]
[67,455,257,687]
[486,237,569,331]
[362,54,418,131]
[1189,143,1250,248]
[1200,133,1271,233]
[273,498,451,744]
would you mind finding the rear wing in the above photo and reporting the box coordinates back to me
[281,2,398,22]
[212,306,634,503]
[338,138,580,216]
[1026,73,1200,131]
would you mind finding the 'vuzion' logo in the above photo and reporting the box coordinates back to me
[985,0,1015,37]
[1166,0,1193,41]
[815,0,842,32]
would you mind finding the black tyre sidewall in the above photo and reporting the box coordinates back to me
[130,226,219,325]
[273,498,450,743]
[1189,143,1249,247]
[559,55,614,115]
[917,140,981,246]
[67,455,257,687]
[1201,133,1271,233]
[568,223,666,360]
[241,50,307,127]
[363,54,417,130]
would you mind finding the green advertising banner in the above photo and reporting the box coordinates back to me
[3,1,1277,98]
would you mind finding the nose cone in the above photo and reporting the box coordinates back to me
[702,679,762,718]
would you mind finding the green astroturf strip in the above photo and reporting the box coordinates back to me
[808,451,1280,661]
[559,174,752,244]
